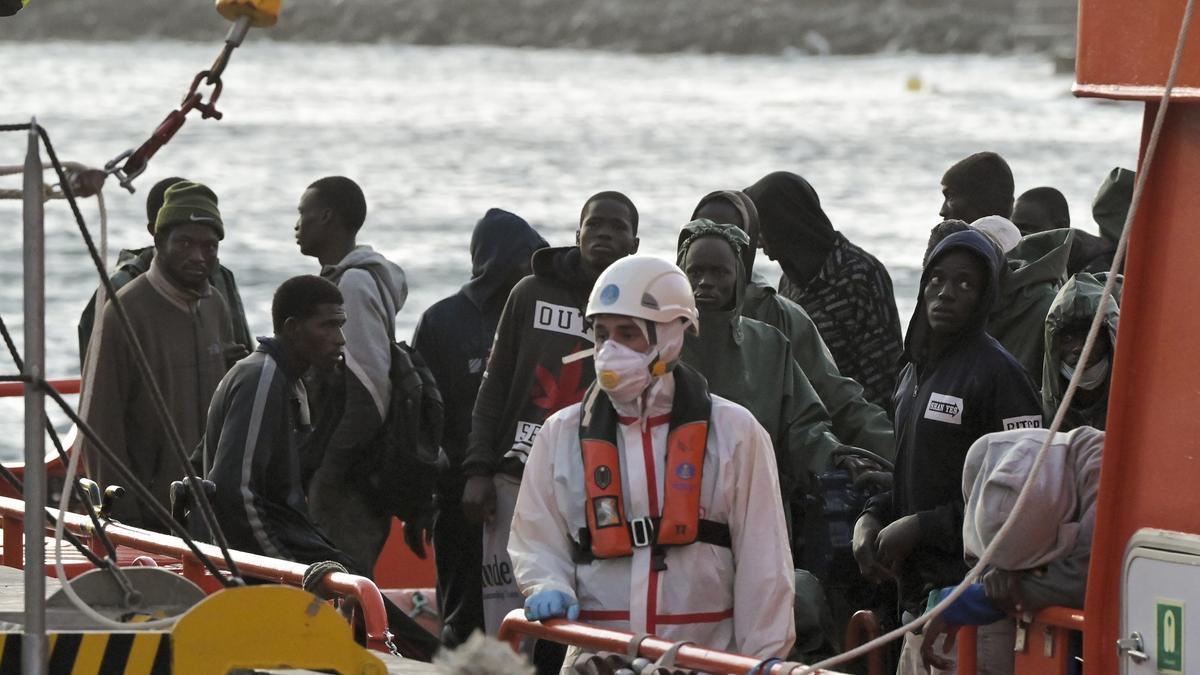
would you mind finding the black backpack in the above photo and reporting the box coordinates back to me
[358,267,445,521]
[367,340,444,521]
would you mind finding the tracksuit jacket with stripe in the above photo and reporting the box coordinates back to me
[198,340,357,571]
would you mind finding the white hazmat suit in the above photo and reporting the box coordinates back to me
[508,370,796,658]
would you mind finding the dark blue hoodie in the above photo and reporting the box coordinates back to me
[865,229,1042,611]
[413,209,548,468]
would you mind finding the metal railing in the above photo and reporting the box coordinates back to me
[0,379,80,398]
[497,609,848,674]
[957,607,1086,675]
[842,610,885,675]
[0,495,392,650]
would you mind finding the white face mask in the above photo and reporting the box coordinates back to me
[1060,358,1110,391]
[594,339,656,404]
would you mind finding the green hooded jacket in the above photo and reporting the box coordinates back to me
[676,220,848,509]
[1041,272,1120,430]
[743,284,895,460]
[689,189,894,459]
[989,228,1073,384]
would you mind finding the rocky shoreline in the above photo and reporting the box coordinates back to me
[8,0,1073,55]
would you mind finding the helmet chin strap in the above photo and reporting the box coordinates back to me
[633,319,669,377]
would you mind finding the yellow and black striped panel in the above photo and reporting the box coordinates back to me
[0,631,170,674]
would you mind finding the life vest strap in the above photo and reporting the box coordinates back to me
[571,518,731,564]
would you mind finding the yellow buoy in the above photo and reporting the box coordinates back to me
[905,74,922,92]
[215,0,281,28]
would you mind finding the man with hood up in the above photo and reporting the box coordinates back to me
[295,175,409,575]
[509,255,795,659]
[678,219,884,658]
[1089,166,1135,274]
[744,172,903,411]
[676,220,844,530]
[851,229,1042,673]
[1041,272,1119,431]
[920,426,1105,673]
[461,191,639,635]
[988,228,1074,385]
[691,191,894,458]
[413,208,548,647]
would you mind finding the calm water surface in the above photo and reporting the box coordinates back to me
[0,41,1142,460]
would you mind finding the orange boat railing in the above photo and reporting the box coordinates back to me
[957,606,1085,675]
[0,378,80,398]
[0,494,393,651]
[497,609,850,674]
[842,610,884,675]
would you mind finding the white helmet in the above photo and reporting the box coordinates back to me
[586,256,699,334]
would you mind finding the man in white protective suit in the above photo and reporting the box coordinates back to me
[508,255,796,659]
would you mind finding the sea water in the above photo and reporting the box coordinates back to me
[0,41,1142,460]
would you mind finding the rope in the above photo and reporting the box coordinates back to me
[0,161,92,201]
[802,0,1197,669]
[54,416,178,629]
[0,186,63,201]
[33,125,244,585]
[0,160,88,177]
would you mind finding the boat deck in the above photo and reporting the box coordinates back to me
[0,565,58,611]
[0,566,439,673]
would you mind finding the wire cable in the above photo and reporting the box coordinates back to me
[52,418,178,629]
[32,125,244,584]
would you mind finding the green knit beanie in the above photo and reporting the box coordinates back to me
[155,181,224,239]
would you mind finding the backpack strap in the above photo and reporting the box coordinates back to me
[355,265,397,339]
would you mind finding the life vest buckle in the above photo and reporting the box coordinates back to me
[629,517,655,548]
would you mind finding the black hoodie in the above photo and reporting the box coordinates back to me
[413,209,548,469]
[463,245,601,478]
[744,172,904,410]
[865,229,1042,610]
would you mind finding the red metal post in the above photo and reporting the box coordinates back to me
[842,610,884,675]
[1,514,22,568]
[956,626,978,675]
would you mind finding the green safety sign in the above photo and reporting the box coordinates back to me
[1157,599,1184,674]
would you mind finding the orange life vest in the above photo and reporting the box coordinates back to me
[576,363,729,560]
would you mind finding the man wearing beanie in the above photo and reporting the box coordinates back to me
[939,151,1016,223]
[79,180,239,531]
[77,175,252,368]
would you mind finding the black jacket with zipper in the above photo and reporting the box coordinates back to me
[865,230,1042,611]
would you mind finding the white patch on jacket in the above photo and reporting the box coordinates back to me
[925,392,964,424]
[532,301,592,340]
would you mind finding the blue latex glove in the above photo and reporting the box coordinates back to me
[523,589,580,622]
[934,583,1007,625]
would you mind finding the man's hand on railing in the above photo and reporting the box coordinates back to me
[920,614,961,671]
[981,568,1028,614]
